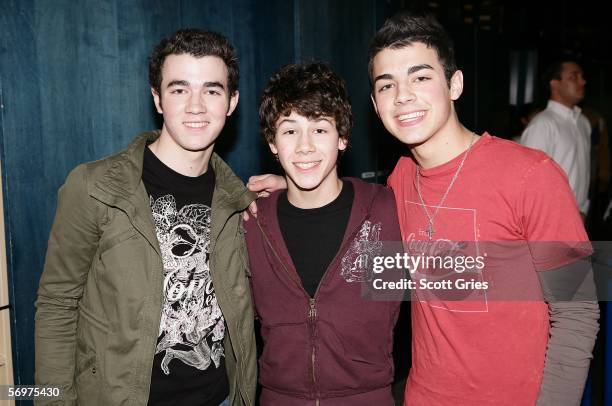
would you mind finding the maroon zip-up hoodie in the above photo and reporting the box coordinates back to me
[244,178,403,406]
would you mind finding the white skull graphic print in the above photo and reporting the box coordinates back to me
[151,194,225,374]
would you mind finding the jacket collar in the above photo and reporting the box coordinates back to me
[89,131,255,254]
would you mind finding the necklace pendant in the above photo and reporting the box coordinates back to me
[427,224,434,240]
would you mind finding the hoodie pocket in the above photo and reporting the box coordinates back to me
[258,322,312,395]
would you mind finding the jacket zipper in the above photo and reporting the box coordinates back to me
[256,216,366,404]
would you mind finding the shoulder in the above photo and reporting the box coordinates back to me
[471,134,566,199]
[521,110,558,137]
[530,108,557,124]
[61,150,123,194]
[387,156,415,189]
[243,191,280,236]
[210,153,255,209]
[345,178,398,221]
[474,134,550,170]
[346,177,394,201]
[80,151,126,183]
[482,133,551,169]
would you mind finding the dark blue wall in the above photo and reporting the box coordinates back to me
[0,0,397,389]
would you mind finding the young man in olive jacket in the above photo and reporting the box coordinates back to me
[35,29,256,406]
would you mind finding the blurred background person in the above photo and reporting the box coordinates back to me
[521,59,591,219]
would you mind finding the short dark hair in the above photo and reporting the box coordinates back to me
[149,29,239,96]
[259,62,352,146]
[544,58,581,85]
[368,12,457,85]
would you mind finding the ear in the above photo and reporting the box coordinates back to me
[449,70,464,100]
[268,142,278,155]
[370,93,380,117]
[338,136,348,151]
[227,91,240,116]
[151,88,163,114]
[549,79,560,93]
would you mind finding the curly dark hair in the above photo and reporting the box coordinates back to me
[149,28,239,96]
[368,12,457,86]
[259,62,352,146]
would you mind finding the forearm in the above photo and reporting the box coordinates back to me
[35,295,79,405]
[536,263,599,406]
[536,300,599,406]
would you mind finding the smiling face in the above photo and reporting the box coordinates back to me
[270,111,347,208]
[370,42,463,148]
[152,53,239,158]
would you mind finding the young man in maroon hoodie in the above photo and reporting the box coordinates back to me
[243,63,403,405]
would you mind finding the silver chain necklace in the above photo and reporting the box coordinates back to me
[416,133,476,240]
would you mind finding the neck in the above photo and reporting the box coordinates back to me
[149,130,213,177]
[286,172,343,209]
[411,116,476,169]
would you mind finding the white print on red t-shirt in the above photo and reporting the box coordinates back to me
[403,200,488,313]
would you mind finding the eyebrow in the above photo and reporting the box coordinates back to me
[373,64,435,83]
[165,80,226,90]
[407,64,434,75]
[203,81,225,90]
[166,80,189,88]
[277,117,333,126]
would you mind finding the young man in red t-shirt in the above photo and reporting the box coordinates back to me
[248,12,599,406]
[370,12,598,406]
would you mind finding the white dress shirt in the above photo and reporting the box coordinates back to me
[520,100,592,213]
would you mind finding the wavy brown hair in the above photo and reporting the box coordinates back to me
[259,62,352,146]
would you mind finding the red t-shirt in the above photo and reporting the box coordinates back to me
[388,133,590,405]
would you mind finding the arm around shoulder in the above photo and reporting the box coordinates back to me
[35,164,102,404]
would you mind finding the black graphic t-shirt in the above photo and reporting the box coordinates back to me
[143,147,228,406]
[278,181,354,297]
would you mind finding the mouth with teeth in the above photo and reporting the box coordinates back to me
[397,110,426,126]
[184,121,209,128]
[293,161,321,171]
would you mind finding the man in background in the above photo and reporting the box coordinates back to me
[521,59,591,218]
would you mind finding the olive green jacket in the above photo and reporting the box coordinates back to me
[35,132,257,405]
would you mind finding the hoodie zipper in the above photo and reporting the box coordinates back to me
[309,298,318,406]
[256,214,366,404]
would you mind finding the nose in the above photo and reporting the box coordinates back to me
[187,91,206,114]
[395,82,415,105]
[296,133,315,154]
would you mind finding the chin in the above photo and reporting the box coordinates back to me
[180,140,216,152]
[393,132,430,146]
[288,175,323,192]
[294,181,322,191]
